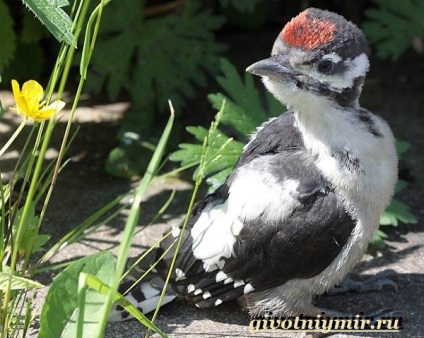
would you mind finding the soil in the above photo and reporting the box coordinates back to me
[1,25,423,338]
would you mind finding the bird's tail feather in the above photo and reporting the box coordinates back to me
[109,249,177,322]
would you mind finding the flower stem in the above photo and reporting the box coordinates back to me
[0,118,27,157]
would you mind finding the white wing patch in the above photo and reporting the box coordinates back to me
[191,201,236,266]
[191,159,300,267]
[228,167,300,223]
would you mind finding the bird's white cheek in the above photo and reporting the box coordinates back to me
[262,77,299,108]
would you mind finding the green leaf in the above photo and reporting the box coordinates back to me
[363,0,424,60]
[396,140,411,157]
[0,272,44,290]
[380,198,417,226]
[169,144,203,165]
[105,138,155,178]
[395,179,408,193]
[209,59,283,134]
[0,0,17,73]
[209,93,256,135]
[371,229,388,250]
[38,251,115,338]
[171,59,283,191]
[32,234,51,253]
[9,203,39,255]
[206,167,233,192]
[48,0,69,6]
[7,202,50,254]
[86,0,225,111]
[105,147,140,178]
[170,118,244,191]
[92,0,225,178]
[22,0,74,46]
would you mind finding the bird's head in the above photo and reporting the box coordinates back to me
[247,8,370,110]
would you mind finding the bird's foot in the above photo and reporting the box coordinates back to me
[327,269,398,295]
[367,307,405,319]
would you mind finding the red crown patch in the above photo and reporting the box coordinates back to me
[280,10,336,50]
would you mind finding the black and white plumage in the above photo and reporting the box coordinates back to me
[110,8,398,321]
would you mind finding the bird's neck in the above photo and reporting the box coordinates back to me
[294,99,359,155]
[294,98,397,226]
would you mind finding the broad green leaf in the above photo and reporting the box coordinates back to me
[171,59,282,191]
[363,0,424,60]
[105,147,140,178]
[170,124,244,172]
[169,144,204,165]
[0,0,17,73]
[0,272,44,290]
[170,121,243,189]
[380,199,417,226]
[371,229,388,250]
[38,251,115,338]
[32,234,51,252]
[22,0,74,46]
[209,93,258,135]
[90,0,225,177]
[395,179,408,193]
[86,0,224,112]
[48,0,69,6]
[9,203,39,255]
[186,126,209,142]
[206,167,233,192]
[209,59,283,135]
[7,202,50,255]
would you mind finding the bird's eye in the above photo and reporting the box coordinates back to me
[317,59,334,74]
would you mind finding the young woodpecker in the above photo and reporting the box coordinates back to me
[111,8,398,321]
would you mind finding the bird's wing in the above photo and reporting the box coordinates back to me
[159,112,356,308]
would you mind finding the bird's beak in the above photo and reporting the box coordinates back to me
[246,56,299,81]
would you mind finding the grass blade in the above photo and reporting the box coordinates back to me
[94,103,175,336]
[83,273,169,338]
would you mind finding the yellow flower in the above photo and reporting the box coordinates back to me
[11,80,65,122]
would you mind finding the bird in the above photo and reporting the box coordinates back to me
[110,7,398,321]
